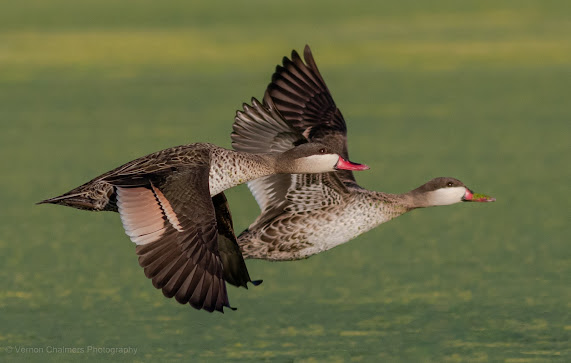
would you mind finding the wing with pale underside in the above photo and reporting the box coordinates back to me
[114,166,240,313]
[265,45,357,186]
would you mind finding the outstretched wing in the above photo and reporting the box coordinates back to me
[266,45,357,186]
[232,96,304,223]
[231,95,348,230]
[114,165,235,313]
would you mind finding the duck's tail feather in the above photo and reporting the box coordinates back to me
[37,182,115,211]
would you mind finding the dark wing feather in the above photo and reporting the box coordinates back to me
[265,45,357,185]
[212,192,261,288]
[116,166,232,313]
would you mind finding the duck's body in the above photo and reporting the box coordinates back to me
[39,100,369,313]
[239,186,407,260]
[232,46,495,261]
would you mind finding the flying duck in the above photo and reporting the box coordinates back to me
[231,45,495,261]
[38,100,369,312]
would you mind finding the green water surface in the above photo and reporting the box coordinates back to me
[1,1,569,361]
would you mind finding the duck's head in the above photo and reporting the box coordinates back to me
[276,143,369,174]
[412,177,495,207]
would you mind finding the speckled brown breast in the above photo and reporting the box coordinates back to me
[238,187,409,261]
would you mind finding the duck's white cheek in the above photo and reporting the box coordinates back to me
[428,187,466,206]
[295,154,338,173]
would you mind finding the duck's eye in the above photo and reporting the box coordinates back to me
[319,148,326,154]
[447,182,454,187]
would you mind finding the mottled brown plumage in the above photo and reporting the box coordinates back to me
[39,100,369,312]
[232,45,494,261]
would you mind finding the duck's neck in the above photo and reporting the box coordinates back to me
[360,189,431,213]
[399,188,440,209]
[208,148,278,196]
[398,191,424,209]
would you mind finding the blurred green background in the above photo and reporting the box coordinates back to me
[1,0,569,361]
